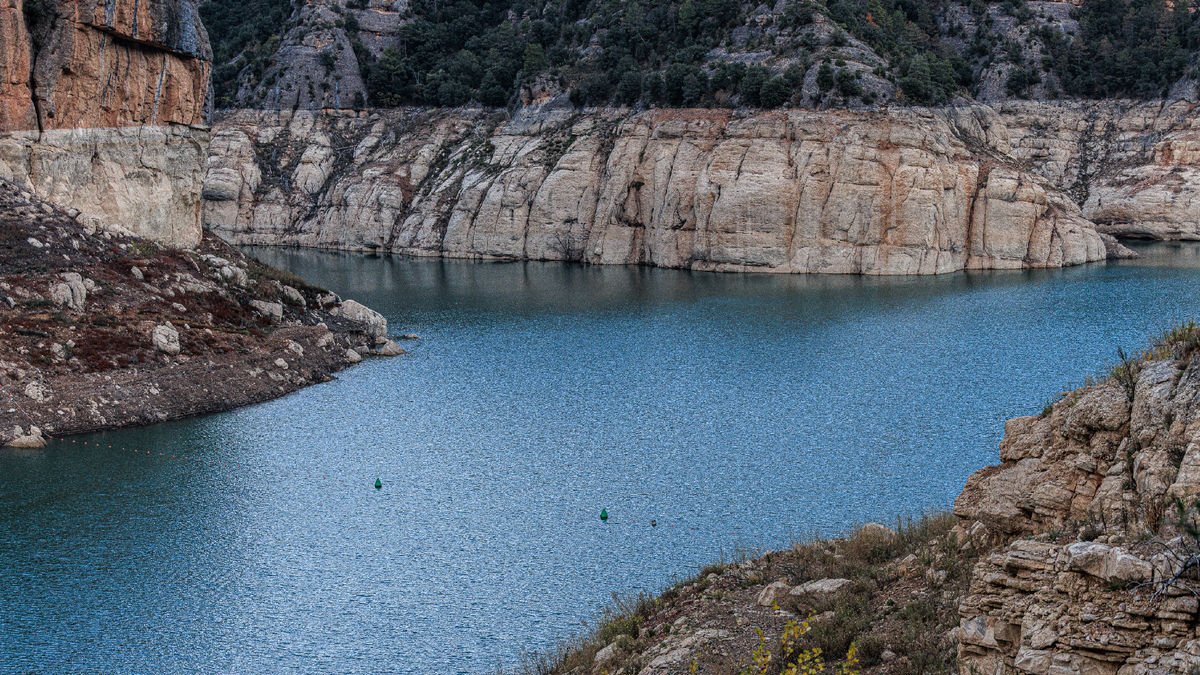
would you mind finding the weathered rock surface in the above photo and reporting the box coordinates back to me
[204,106,1109,275]
[0,0,212,247]
[7,0,211,130]
[230,0,408,111]
[974,100,1200,242]
[954,333,1200,674]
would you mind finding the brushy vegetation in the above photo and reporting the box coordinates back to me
[741,617,862,675]
[773,514,969,673]
[200,0,292,108]
[506,513,970,675]
[1041,0,1200,99]
[358,0,973,107]
[201,0,1200,108]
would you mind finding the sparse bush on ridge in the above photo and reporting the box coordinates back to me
[507,513,967,675]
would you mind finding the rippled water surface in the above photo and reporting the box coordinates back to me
[4,243,1200,673]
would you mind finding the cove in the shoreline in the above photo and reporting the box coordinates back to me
[2,242,1200,674]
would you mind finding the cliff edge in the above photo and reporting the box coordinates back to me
[204,106,1114,275]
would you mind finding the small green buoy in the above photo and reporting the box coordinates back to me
[374,478,383,490]
[600,508,609,522]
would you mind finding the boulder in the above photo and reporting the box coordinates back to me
[334,300,388,339]
[49,272,87,311]
[151,324,181,355]
[789,578,853,596]
[7,425,46,448]
[855,522,897,542]
[593,642,618,665]
[374,339,405,357]
[1065,542,1153,583]
[249,300,284,321]
[755,580,792,607]
[280,285,306,307]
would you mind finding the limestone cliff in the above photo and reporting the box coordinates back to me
[989,100,1200,242]
[0,0,211,247]
[204,106,1110,275]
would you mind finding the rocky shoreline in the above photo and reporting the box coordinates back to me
[198,99,1200,277]
[535,326,1200,674]
[1,181,403,449]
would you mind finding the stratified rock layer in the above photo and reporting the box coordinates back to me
[954,341,1200,674]
[995,101,1200,242]
[204,107,1107,275]
[0,0,211,247]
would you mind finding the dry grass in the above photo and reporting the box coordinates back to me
[769,514,970,673]
[509,513,975,675]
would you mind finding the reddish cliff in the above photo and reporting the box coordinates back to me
[1,0,210,131]
[0,0,212,247]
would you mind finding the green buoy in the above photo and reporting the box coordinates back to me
[374,478,383,490]
[600,508,609,522]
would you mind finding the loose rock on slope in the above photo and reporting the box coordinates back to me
[0,181,402,447]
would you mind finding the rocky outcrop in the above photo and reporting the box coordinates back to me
[0,180,402,448]
[230,0,409,111]
[527,330,1200,674]
[203,106,1109,275]
[944,101,1200,241]
[954,332,1200,673]
[1,125,209,245]
[0,0,212,247]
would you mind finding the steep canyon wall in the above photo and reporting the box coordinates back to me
[203,106,1113,275]
[975,101,1200,242]
[204,100,1200,275]
[0,0,211,246]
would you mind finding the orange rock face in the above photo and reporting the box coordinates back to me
[0,0,36,130]
[0,0,210,131]
[0,0,211,248]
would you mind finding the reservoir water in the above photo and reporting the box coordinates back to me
[3,243,1200,673]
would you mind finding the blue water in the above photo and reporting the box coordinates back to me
[3,243,1199,673]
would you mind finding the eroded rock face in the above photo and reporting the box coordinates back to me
[204,106,1107,275]
[0,0,35,130]
[0,0,211,247]
[955,346,1200,674]
[983,101,1200,242]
